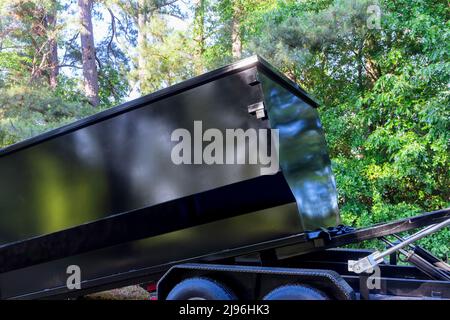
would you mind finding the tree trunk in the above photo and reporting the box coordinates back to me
[137,0,148,93]
[365,57,381,85]
[78,0,99,106]
[46,9,58,89]
[364,35,381,86]
[231,1,242,60]
[193,0,205,74]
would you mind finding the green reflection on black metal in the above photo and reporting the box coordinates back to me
[260,73,340,230]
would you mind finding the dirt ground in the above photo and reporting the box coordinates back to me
[84,285,152,300]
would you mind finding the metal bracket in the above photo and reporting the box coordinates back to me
[307,224,355,241]
[248,101,266,119]
[348,251,384,274]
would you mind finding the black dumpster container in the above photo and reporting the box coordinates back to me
[0,56,339,298]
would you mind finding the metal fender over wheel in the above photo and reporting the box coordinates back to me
[263,285,329,300]
[166,277,237,300]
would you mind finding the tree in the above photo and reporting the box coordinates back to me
[192,0,206,74]
[0,1,99,147]
[110,0,182,93]
[0,0,448,258]
[199,0,276,68]
[78,0,100,106]
[135,14,195,92]
[0,0,61,88]
[251,0,449,257]
[230,0,242,59]
[46,3,59,89]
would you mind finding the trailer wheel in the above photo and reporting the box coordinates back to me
[263,285,329,300]
[166,277,237,300]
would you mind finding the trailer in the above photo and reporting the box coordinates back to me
[0,56,448,300]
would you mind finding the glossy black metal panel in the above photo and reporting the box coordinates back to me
[0,172,296,274]
[0,56,341,298]
[259,72,340,230]
[0,67,270,244]
[0,202,301,298]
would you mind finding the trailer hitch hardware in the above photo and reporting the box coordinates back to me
[348,218,450,274]
[348,252,384,274]
[379,237,450,281]
[307,225,355,241]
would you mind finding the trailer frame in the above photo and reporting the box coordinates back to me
[9,208,449,300]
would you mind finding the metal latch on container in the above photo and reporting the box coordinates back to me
[248,101,266,119]
[247,72,261,86]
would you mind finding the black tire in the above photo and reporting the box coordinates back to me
[166,277,237,300]
[263,284,329,300]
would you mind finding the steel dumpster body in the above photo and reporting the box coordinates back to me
[0,56,339,298]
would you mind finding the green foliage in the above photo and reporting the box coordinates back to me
[251,0,449,258]
[200,0,277,68]
[0,0,448,259]
[98,64,130,106]
[0,84,98,147]
[134,15,196,93]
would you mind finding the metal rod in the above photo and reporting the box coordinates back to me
[377,218,450,260]
[392,233,450,272]
[381,237,450,281]
[401,223,438,242]
[380,237,408,256]
[392,234,415,248]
